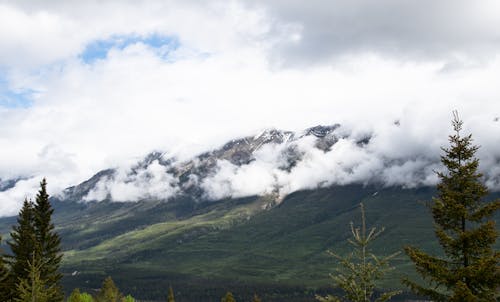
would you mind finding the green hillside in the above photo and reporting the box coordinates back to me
[1,185,498,301]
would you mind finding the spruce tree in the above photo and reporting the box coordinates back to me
[167,285,175,302]
[68,288,83,302]
[252,293,262,302]
[404,112,500,301]
[0,235,10,301]
[14,253,57,302]
[95,276,124,302]
[316,203,400,302]
[221,291,236,302]
[33,178,64,301]
[7,198,37,301]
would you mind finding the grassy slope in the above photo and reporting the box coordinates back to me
[59,186,438,287]
[1,185,498,301]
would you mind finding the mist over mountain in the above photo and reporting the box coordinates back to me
[59,122,496,206]
[1,117,499,218]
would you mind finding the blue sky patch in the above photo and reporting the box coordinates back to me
[0,74,35,109]
[80,34,180,64]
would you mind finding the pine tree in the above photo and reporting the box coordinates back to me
[7,198,37,301]
[167,285,175,302]
[221,291,236,302]
[68,288,83,302]
[316,203,400,302]
[95,276,124,302]
[14,253,57,302]
[122,295,135,302]
[79,292,94,302]
[252,293,262,302]
[0,235,10,301]
[33,178,64,301]
[404,112,500,301]
[68,288,94,302]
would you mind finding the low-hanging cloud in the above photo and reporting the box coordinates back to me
[200,126,444,200]
[1,1,500,216]
[84,160,179,202]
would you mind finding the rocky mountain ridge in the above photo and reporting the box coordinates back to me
[61,124,367,202]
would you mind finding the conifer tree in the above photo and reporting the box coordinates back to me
[14,253,57,302]
[167,285,175,302]
[0,235,10,301]
[252,293,262,302]
[122,295,135,302]
[404,112,500,301]
[316,203,400,302]
[68,288,83,302]
[95,276,124,302]
[68,289,94,302]
[33,178,64,301]
[221,291,236,302]
[79,292,94,302]
[7,198,37,301]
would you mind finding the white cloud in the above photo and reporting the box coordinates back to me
[0,1,500,216]
[84,160,178,202]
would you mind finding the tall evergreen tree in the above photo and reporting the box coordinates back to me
[316,203,400,302]
[68,288,84,302]
[252,293,262,302]
[404,112,500,301]
[95,276,124,302]
[68,289,94,302]
[221,291,236,302]
[0,235,10,301]
[7,198,37,301]
[33,178,64,301]
[14,254,57,302]
[167,285,175,302]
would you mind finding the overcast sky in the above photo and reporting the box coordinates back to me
[1,0,500,216]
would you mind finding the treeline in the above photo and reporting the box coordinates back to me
[1,113,500,301]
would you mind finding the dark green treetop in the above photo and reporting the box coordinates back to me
[7,198,37,301]
[404,112,500,301]
[95,276,124,302]
[33,178,64,301]
[0,234,10,301]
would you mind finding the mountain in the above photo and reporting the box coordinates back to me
[61,124,347,203]
[0,124,499,301]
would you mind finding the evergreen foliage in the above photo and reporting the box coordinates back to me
[404,112,500,301]
[68,288,83,302]
[252,293,261,302]
[33,178,64,301]
[167,285,175,302]
[14,254,58,302]
[0,235,10,301]
[316,203,400,302]
[80,293,94,302]
[7,198,37,301]
[122,295,134,302]
[95,276,124,302]
[221,291,236,302]
[68,288,94,302]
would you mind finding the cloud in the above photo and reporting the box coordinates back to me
[250,0,500,65]
[0,1,500,216]
[84,159,178,202]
